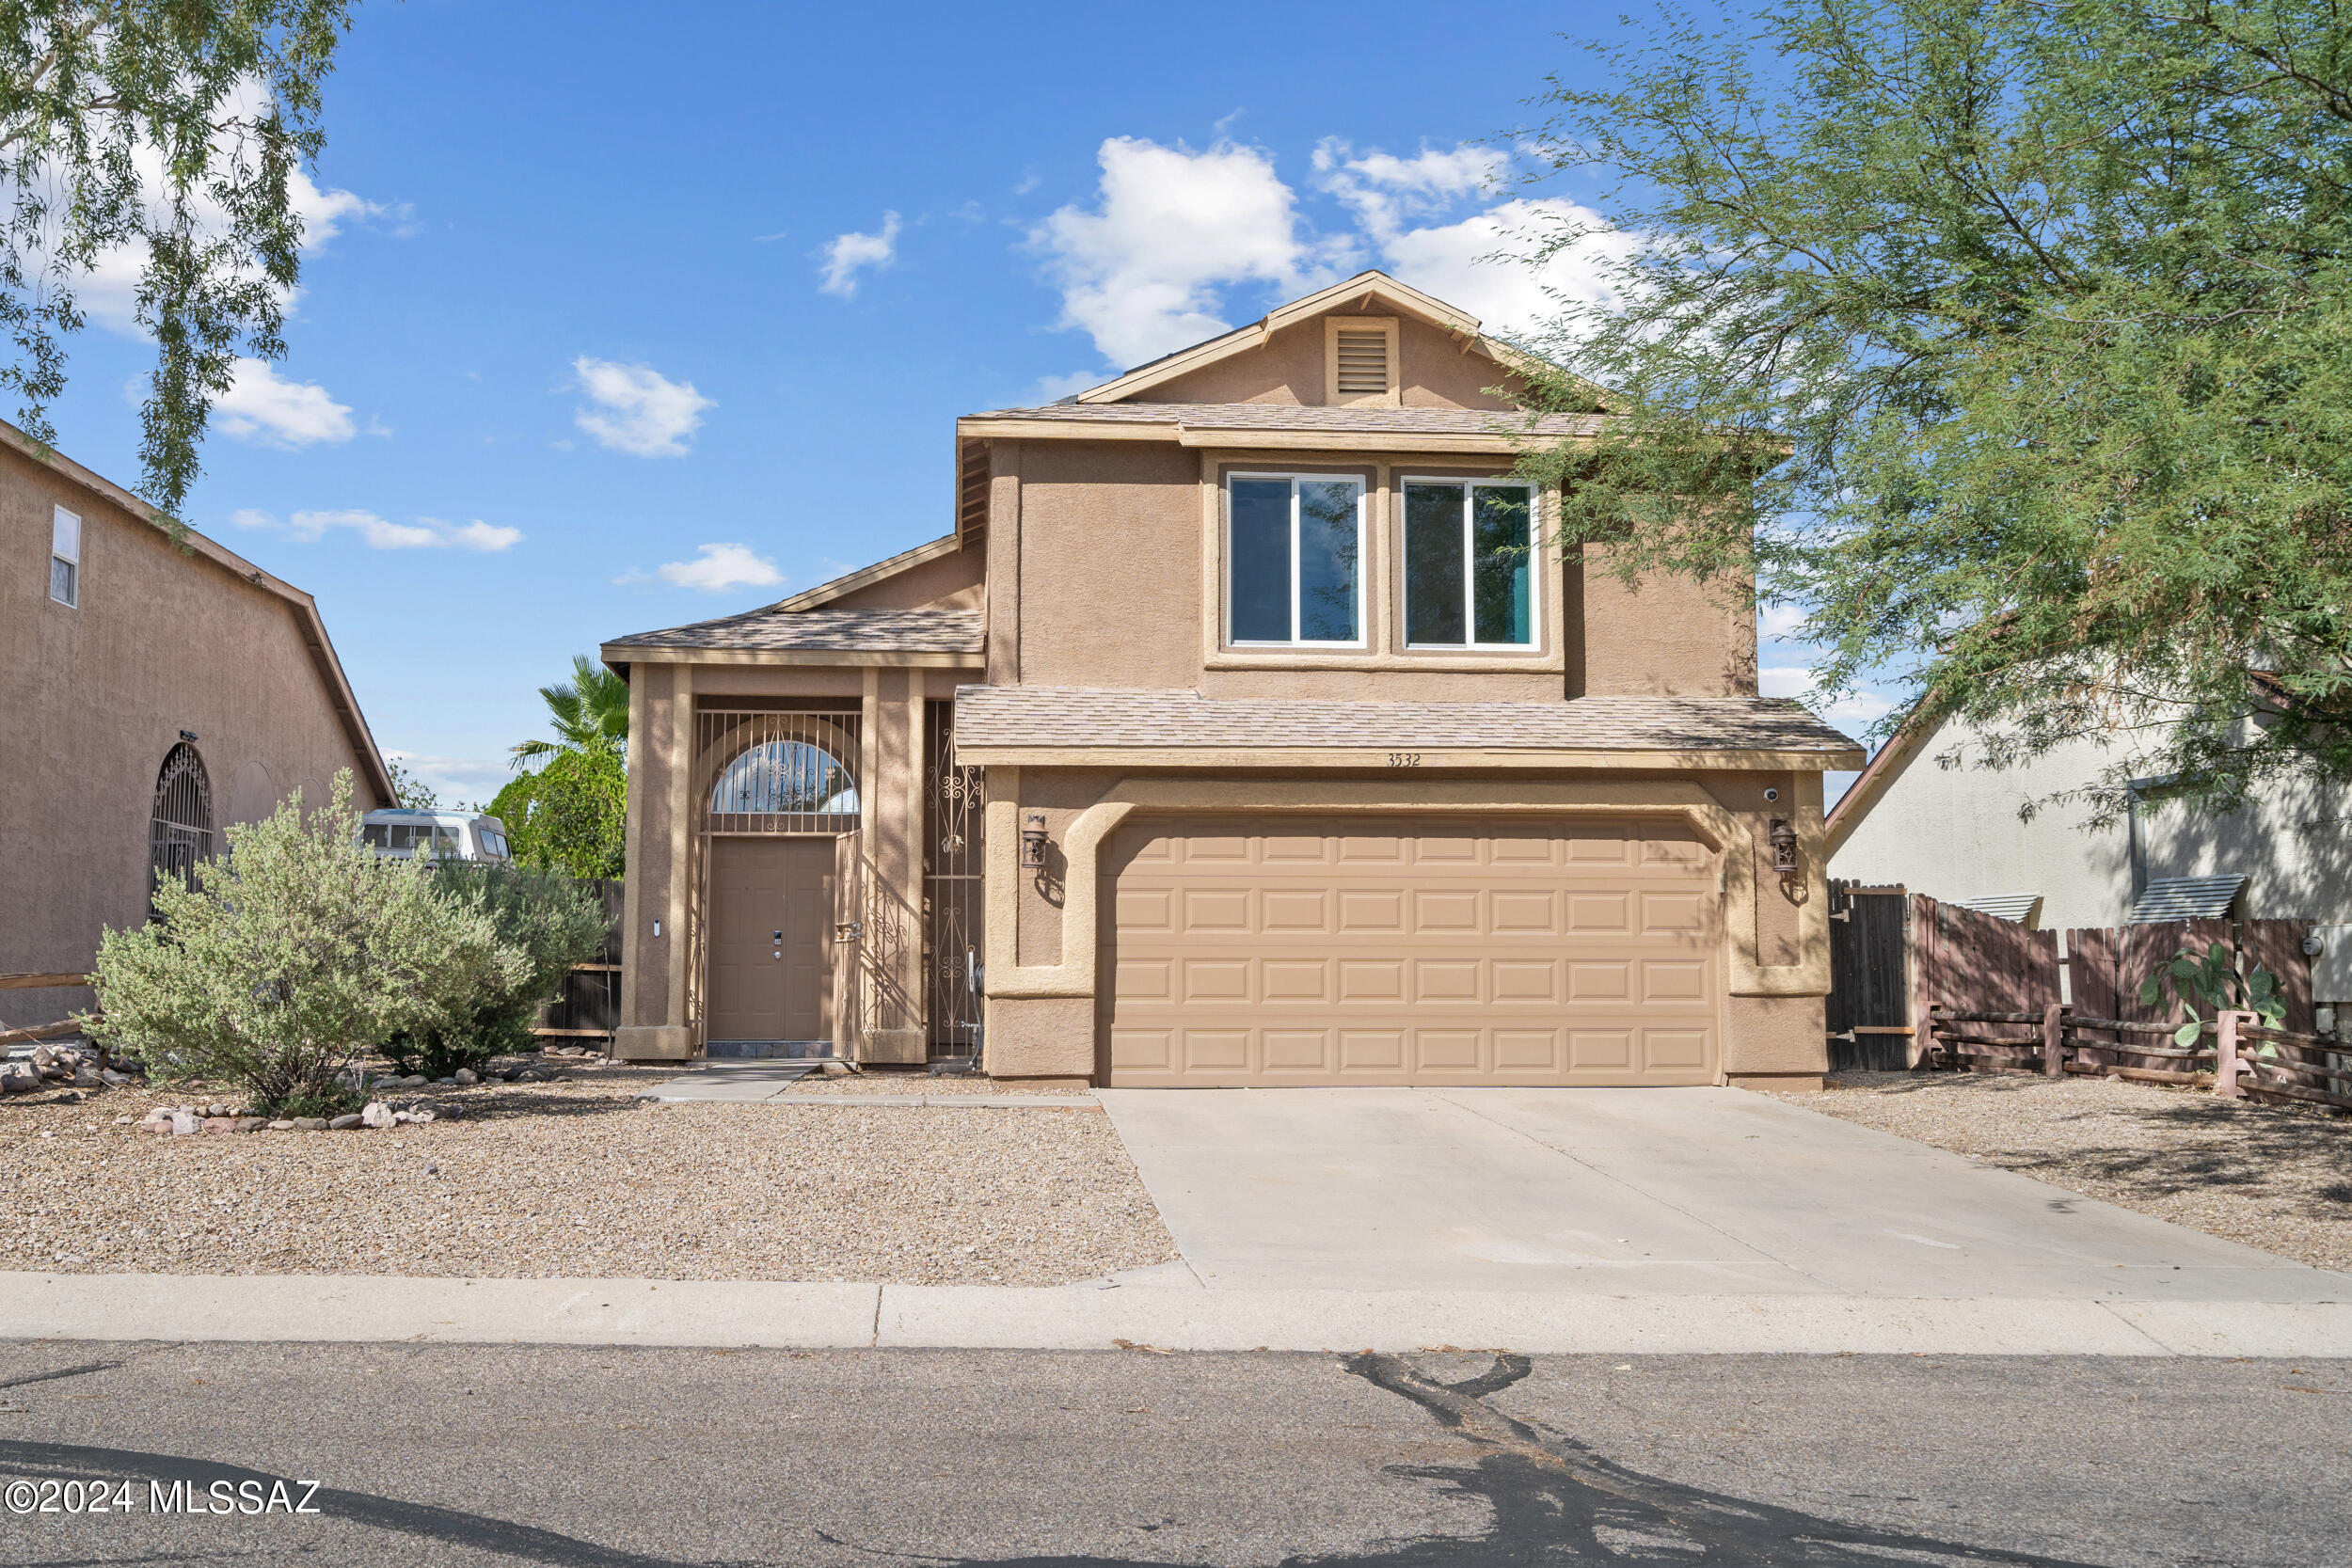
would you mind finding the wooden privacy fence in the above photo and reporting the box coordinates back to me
[1828,884,2323,1071]
[1927,1006,2352,1112]
[0,971,92,1048]
[535,878,624,1043]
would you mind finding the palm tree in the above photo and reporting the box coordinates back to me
[510,655,629,768]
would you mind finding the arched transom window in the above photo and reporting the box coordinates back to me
[709,739,860,823]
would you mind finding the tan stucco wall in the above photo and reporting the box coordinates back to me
[1137,310,1522,410]
[0,441,387,1026]
[821,544,984,611]
[1580,547,1756,697]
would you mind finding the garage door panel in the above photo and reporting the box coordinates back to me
[1105,816,1720,1087]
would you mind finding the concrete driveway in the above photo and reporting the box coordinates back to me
[1095,1086,2352,1301]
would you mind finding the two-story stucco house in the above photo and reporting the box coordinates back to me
[600,273,1863,1089]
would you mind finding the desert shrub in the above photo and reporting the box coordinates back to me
[84,772,523,1113]
[387,863,607,1075]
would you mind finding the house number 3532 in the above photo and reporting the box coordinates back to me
[1387,752,1422,767]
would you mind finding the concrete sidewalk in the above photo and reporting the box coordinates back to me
[6,1270,2351,1355]
[1097,1086,2350,1302]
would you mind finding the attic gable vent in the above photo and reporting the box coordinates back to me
[1324,315,1400,406]
[1335,331,1388,394]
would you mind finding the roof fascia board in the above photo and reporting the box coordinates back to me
[959,417,1592,456]
[0,420,394,807]
[598,646,984,670]
[957,418,1175,441]
[771,533,961,611]
[953,744,1867,771]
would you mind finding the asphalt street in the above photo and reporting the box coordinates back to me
[0,1340,2345,1566]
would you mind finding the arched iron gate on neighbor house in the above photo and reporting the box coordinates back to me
[149,743,215,915]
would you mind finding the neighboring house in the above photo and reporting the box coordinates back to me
[1827,717,2352,1011]
[600,272,1863,1088]
[0,424,393,1028]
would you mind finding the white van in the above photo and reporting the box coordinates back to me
[358,810,514,863]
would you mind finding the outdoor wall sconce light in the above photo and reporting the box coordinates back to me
[1021,811,1049,869]
[1768,817,1800,875]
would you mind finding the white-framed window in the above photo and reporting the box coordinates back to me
[1403,479,1537,648]
[49,505,80,608]
[1226,472,1365,646]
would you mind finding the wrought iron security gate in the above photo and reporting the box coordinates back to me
[924,700,985,1061]
[149,743,214,915]
[689,707,863,1053]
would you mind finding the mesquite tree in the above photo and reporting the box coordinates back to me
[0,1,358,515]
[1512,0,2352,822]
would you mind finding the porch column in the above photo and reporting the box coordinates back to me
[612,661,695,1061]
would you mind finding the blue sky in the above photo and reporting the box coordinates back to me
[35,0,1883,804]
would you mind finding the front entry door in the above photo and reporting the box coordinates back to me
[707,837,837,1041]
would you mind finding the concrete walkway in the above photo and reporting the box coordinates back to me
[1095,1086,2351,1302]
[638,1062,1093,1107]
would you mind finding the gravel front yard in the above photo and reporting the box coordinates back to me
[1778,1071,2352,1273]
[0,1064,1175,1285]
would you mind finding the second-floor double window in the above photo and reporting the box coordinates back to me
[1228,473,1363,645]
[1405,480,1534,647]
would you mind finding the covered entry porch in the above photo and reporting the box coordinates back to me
[599,597,987,1065]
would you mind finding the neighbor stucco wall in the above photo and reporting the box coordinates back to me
[0,440,387,1026]
[1136,310,1523,410]
[1828,723,2135,931]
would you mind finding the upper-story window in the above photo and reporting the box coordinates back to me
[1227,473,1364,646]
[49,505,80,608]
[1404,480,1536,648]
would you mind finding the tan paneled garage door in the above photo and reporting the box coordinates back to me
[1102,816,1721,1087]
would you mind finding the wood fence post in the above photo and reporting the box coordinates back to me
[2042,1002,2065,1078]
[2216,1010,2249,1100]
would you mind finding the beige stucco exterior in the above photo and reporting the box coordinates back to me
[0,428,391,1027]
[600,272,1855,1087]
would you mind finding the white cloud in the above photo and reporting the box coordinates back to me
[1032,136,1343,369]
[235,507,520,551]
[1376,196,1632,340]
[1314,139,1506,236]
[1757,604,1810,643]
[1030,369,1105,403]
[58,156,380,336]
[570,356,714,457]
[384,750,510,807]
[818,213,901,297]
[621,542,784,593]
[211,356,356,447]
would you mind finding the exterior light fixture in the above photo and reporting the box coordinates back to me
[1021,811,1049,869]
[1768,817,1800,874]
[179,729,199,741]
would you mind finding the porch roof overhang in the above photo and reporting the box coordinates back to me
[600,608,985,670]
[952,687,1867,772]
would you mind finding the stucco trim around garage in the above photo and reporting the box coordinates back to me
[980,778,1829,1007]
[1,422,392,806]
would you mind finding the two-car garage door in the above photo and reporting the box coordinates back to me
[1103,816,1721,1087]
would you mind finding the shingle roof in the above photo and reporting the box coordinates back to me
[964,402,1604,438]
[605,609,984,655]
[953,687,1861,757]
[2127,874,2247,924]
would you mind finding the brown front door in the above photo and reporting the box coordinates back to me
[707,837,838,1041]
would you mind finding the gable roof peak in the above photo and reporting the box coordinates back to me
[1071,270,1542,407]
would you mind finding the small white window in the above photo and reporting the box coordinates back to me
[50,505,80,608]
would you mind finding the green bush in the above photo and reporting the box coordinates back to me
[84,772,523,1113]
[487,734,626,879]
[388,863,608,1076]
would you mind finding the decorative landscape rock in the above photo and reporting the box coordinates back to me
[268,1119,295,1131]
[291,1117,327,1131]
[170,1112,198,1135]
[453,1069,478,1084]
[327,1114,363,1131]
[360,1101,398,1130]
